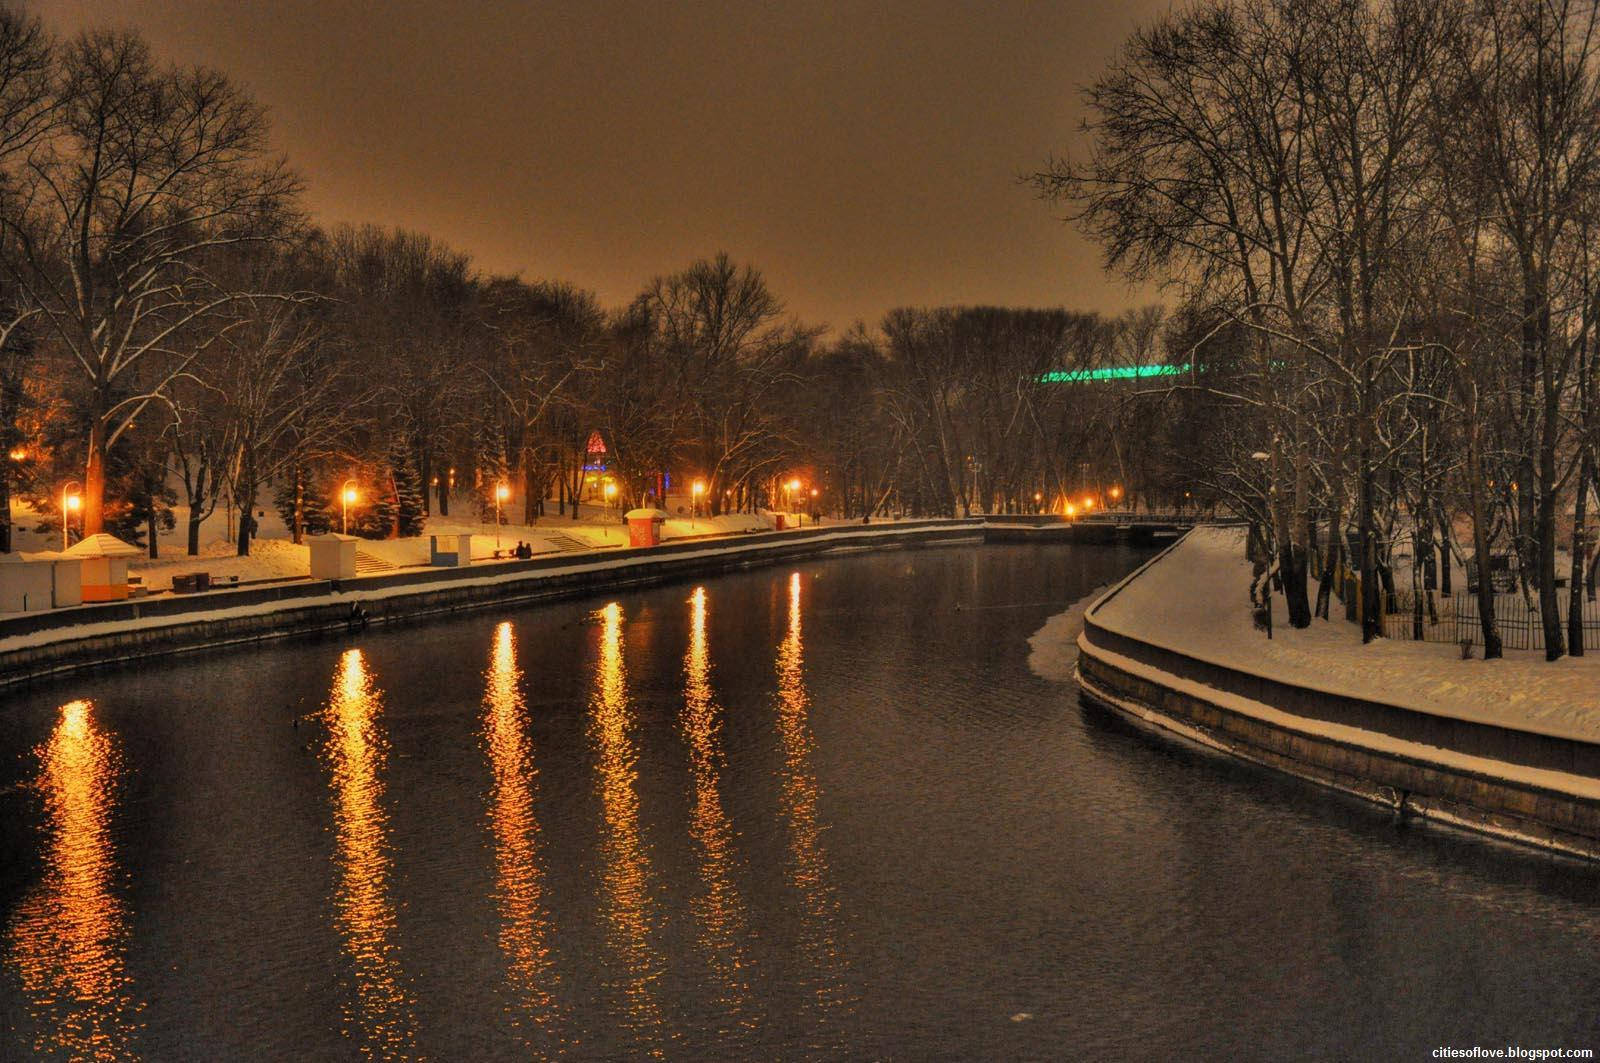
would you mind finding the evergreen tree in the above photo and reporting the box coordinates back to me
[350,493,395,540]
[274,469,332,540]
[475,427,509,523]
[389,441,426,537]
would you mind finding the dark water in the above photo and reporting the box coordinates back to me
[2,544,1599,1061]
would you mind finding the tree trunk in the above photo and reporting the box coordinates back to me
[84,417,108,536]
[1571,454,1591,657]
[1537,396,1565,660]
[1358,372,1380,643]
[1465,423,1501,659]
[235,472,255,558]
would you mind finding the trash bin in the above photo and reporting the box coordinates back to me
[625,508,668,548]
[774,514,787,530]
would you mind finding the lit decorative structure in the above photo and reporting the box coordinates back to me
[64,533,141,603]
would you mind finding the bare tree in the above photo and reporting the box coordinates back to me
[6,30,299,534]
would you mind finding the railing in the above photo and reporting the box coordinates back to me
[1310,544,1600,650]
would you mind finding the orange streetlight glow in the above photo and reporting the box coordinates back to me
[1083,497,1095,510]
[494,483,510,551]
[1110,485,1122,500]
[7,447,25,461]
[340,479,359,535]
[61,482,82,550]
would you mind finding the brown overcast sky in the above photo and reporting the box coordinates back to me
[41,0,1169,332]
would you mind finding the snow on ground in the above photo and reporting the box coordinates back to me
[2,493,789,613]
[1028,583,1114,684]
[1091,526,1600,744]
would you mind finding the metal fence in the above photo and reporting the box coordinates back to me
[1310,546,1600,650]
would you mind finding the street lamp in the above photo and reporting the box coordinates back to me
[692,478,705,521]
[61,481,82,551]
[341,479,358,536]
[495,482,510,551]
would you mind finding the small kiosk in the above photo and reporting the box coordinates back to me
[309,532,359,580]
[49,555,81,608]
[0,553,54,613]
[65,533,143,602]
[625,508,668,548]
[429,533,473,567]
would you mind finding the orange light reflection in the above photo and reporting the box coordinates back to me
[683,588,758,1035]
[6,699,144,1060]
[775,573,852,1025]
[589,602,667,1055]
[484,621,564,1044]
[322,649,418,1059]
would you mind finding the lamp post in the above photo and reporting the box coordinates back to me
[787,477,801,525]
[495,483,509,551]
[341,479,358,536]
[691,479,705,528]
[61,480,82,551]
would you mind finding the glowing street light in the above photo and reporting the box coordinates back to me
[1109,485,1122,503]
[8,446,25,462]
[61,481,82,551]
[1083,497,1095,511]
[495,482,510,550]
[341,479,359,536]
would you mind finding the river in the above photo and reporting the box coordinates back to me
[3,543,1598,1059]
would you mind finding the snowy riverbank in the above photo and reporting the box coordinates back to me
[1067,526,1600,859]
[1087,526,1600,745]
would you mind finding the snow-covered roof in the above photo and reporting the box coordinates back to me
[309,532,358,542]
[63,533,142,558]
[625,508,670,519]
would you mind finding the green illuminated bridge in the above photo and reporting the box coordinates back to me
[1041,363,1193,383]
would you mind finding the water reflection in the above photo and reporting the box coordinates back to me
[6,699,143,1060]
[775,572,851,1025]
[483,621,563,1045]
[682,588,758,1036]
[588,601,667,1055]
[322,649,418,1058]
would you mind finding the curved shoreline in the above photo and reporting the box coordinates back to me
[1074,534,1600,861]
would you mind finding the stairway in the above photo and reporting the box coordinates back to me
[354,550,397,575]
[541,531,591,553]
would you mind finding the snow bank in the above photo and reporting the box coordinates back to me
[1091,526,1600,745]
[1027,583,1113,684]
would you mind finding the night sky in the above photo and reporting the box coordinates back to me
[41,0,1166,330]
